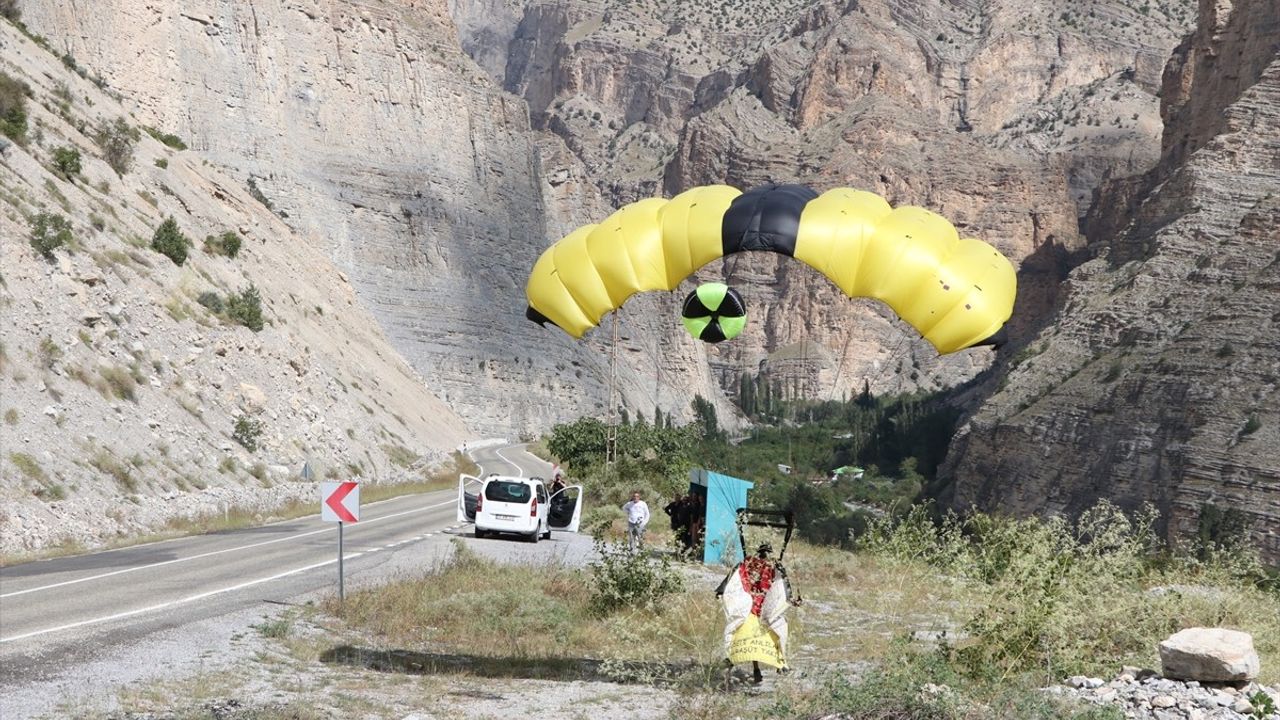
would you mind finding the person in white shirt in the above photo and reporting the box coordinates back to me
[622,490,650,552]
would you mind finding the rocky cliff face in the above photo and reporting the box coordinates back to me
[10,0,742,435]
[457,0,1196,404]
[14,0,1197,438]
[0,22,467,552]
[945,0,1280,563]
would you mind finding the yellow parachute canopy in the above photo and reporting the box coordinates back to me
[525,184,1016,355]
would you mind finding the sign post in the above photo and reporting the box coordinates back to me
[320,481,360,601]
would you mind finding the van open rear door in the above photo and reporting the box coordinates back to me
[547,485,583,533]
[457,474,482,523]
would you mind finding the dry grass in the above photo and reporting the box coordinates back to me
[327,541,722,671]
[89,448,137,492]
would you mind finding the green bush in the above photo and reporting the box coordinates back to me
[226,284,264,331]
[0,70,29,143]
[94,117,141,175]
[203,231,242,258]
[233,416,264,452]
[587,538,684,615]
[150,216,190,265]
[143,126,187,150]
[154,158,168,169]
[860,501,1277,680]
[196,291,224,314]
[30,212,72,258]
[52,146,81,178]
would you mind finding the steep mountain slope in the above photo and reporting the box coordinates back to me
[15,0,1197,434]
[0,23,466,553]
[10,0,741,434]
[944,0,1280,564]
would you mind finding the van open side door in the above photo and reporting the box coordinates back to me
[547,485,583,533]
[457,474,482,523]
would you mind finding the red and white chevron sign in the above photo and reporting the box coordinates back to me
[320,481,360,523]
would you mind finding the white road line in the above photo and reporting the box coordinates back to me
[1,500,453,599]
[29,486,453,561]
[0,550,368,644]
[493,445,524,477]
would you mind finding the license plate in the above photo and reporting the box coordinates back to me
[495,514,516,520]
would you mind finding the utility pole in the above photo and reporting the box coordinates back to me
[605,311,619,476]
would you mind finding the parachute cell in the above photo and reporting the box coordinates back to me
[525,183,1017,355]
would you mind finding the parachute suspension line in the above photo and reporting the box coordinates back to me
[605,310,620,477]
[827,331,856,402]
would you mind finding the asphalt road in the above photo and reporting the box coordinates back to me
[0,441,556,717]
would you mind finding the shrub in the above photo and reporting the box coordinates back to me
[588,538,685,615]
[52,146,81,178]
[247,177,273,210]
[10,452,47,483]
[150,216,190,265]
[860,501,1276,681]
[143,126,187,150]
[98,364,137,401]
[1,0,20,21]
[154,158,168,169]
[94,117,141,175]
[233,416,264,452]
[196,291,224,314]
[38,336,62,369]
[1241,415,1262,436]
[226,284,264,331]
[203,231,242,258]
[30,212,72,258]
[0,70,29,142]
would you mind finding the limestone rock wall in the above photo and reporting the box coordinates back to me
[14,0,742,435]
[944,0,1280,564]
[459,0,1196,404]
[0,21,467,552]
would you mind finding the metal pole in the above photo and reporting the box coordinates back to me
[338,521,344,602]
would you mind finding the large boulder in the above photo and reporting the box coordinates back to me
[1159,628,1260,682]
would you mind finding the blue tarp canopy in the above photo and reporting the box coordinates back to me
[688,468,754,565]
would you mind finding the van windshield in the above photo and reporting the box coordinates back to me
[484,481,531,503]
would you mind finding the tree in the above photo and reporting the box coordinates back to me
[856,379,875,409]
[151,216,190,265]
[691,394,720,440]
[94,117,141,175]
[30,212,72,258]
[0,70,28,143]
[52,146,81,178]
[227,285,264,331]
[547,417,609,471]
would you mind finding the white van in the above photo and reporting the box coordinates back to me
[457,474,583,541]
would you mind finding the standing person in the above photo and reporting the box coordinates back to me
[622,490,650,552]
[688,493,705,554]
[549,470,567,497]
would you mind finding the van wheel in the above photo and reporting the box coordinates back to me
[542,527,552,540]
[529,529,540,544]
[474,528,486,539]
